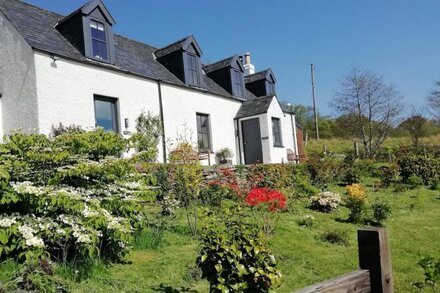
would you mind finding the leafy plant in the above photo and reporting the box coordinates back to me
[370,200,391,226]
[413,256,440,292]
[197,207,282,292]
[215,148,233,164]
[298,215,315,228]
[131,111,163,163]
[320,229,349,246]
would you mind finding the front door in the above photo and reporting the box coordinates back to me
[241,118,263,164]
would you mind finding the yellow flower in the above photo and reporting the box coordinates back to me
[346,183,367,203]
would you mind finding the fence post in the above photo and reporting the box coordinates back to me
[358,228,394,293]
[354,142,359,158]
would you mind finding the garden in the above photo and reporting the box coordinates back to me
[0,118,439,292]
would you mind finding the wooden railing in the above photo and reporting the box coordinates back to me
[293,227,393,293]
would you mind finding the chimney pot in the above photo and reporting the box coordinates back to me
[244,52,251,65]
[242,52,255,76]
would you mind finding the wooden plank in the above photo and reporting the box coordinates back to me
[358,228,394,293]
[292,270,371,293]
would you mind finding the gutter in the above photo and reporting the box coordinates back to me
[157,80,167,163]
[234,118,243,164]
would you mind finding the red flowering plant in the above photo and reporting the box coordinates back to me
[245,187,287,234]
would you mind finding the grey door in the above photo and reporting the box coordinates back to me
[242,118,263,164]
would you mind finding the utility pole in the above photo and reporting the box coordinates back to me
[310,64,320,140]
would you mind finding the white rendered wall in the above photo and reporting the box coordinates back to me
[0,12,39,136]
[33,52,164,160]
[160,83,242,165]
[266,97,295,163]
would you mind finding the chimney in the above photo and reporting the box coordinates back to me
[242,52,255,76]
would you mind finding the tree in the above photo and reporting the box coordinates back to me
[399,108,428,147]
[332,68,402,158]
[428,81,440,122]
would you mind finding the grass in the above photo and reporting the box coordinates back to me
[1,183,439,292]
[305,134,440,155]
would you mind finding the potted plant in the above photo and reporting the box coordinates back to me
[215,148,233,164]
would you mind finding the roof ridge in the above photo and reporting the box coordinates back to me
[18,0,64,18]
[203,55,236,68]
[154,34,192,53]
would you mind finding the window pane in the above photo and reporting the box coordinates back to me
[272,118,282,146]
[91,20,108,60]
[196,114,210,151]
[95,99,116,132]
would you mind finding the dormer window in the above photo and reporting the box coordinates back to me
[266,81,275,96]
[244,68,277,97]
[155,35,203,87]
[187,53,200,86]
[232,69,244,98]
[56,0,116,64]
[203,55,245,98]
[90,20,108,60]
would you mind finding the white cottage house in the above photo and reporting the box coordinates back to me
[0,0,299,165]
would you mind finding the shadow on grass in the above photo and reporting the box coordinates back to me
[152,283,199,293]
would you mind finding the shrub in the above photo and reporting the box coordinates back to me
[370,200,391,226]
[245,187,287,234]
[169,143,203,237]
[306,157,341,190]
[54,128,127,161]
[298,215,315,227]
[378,164,400,188]
[345,183,367,223]
[200,181,230,207]
[310,192,341,213]
[320,229,349,246]
[197,207,282,292]
[398,155,440,188]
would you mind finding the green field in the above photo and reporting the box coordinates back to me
[17,182,437,292]
[305,135,440,155]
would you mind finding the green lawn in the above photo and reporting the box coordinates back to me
[46,183,440,293]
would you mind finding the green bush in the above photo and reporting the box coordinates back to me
[398,155,440,188]
[370,200,392,226]
[54,128,127,161]
[306,157,341,190]
[197,207,282,292]
[378,165,400,188]
[320,229,349,246]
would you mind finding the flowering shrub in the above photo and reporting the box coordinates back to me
[245,188,286,212]
[0,131,158,267]
[245,188,286,234]
[310,192,341,213]
[345,183,367,223]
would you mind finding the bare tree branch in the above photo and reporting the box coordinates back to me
[332,67,402,158]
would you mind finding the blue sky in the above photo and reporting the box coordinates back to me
[25,0,440,116]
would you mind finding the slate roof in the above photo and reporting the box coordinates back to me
[154,35,191,59]
[0,0,247,101]
[203,56,235,74]
[244,70,270,83]
[235,96,274,119]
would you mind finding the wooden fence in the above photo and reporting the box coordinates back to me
[293,227,393,293]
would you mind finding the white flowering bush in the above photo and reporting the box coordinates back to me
[310,191,341,213]
[0,131,159,265]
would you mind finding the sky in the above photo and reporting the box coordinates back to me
[24,0,440,116]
